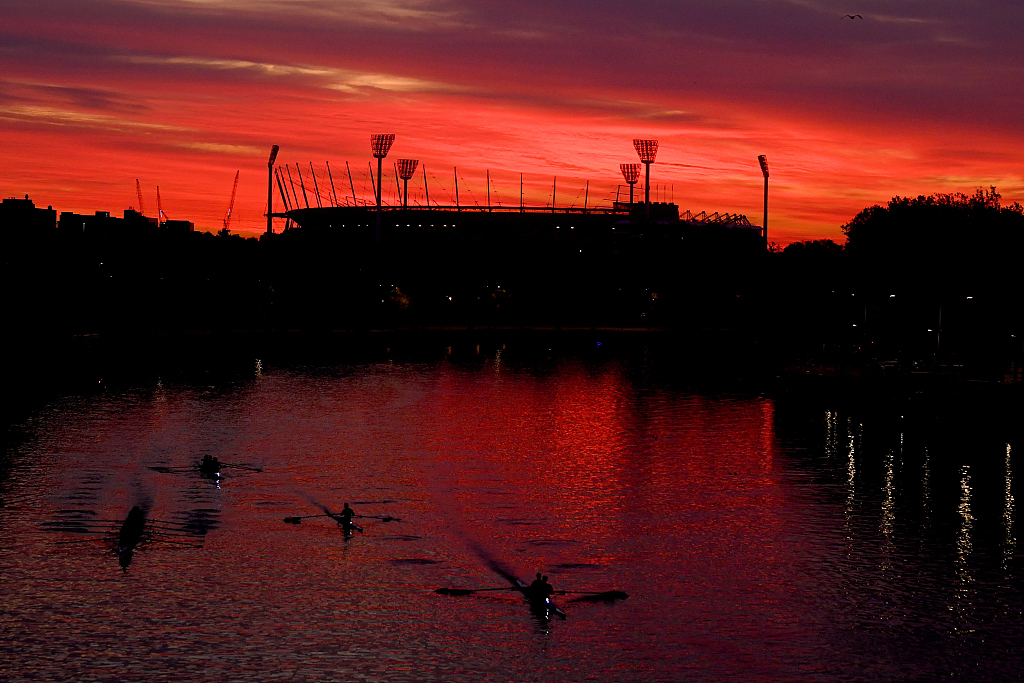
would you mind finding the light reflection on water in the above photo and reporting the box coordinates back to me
[0,358,1021,682]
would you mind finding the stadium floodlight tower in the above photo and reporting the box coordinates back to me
[633,139,659,221]
[758,154,769,249]
[620,163,641,208]
[397,159,419,208]
[266,144,280,235]
[371,133,395,240]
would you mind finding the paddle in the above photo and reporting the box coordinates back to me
[435,586,517,596]
[356,514,402,522]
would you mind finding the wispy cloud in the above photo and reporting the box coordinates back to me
[176,141,265,155]
[118,0,467,29]
[119,54,462,94]
[0,105,191,132]
[0,79,147,114]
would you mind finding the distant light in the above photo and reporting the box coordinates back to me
[966,296,973,300]
[889,294,895,298]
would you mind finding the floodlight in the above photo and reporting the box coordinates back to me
[371,134,395,159]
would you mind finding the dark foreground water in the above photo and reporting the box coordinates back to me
[1,354,1020,682]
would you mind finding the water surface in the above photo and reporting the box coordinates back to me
[1,356,1020,681]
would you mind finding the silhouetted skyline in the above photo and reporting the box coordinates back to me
[3,187,1021,385]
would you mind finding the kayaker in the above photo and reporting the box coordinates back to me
[541,575,555,597]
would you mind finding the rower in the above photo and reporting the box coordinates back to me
[529,572,545,597]
[541,575,555,597]
[339,503,355,527]
[200,455,221,475]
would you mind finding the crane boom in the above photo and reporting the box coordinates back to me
[223,170,240,230]
[157,186,169,224]
[135,179,146,216]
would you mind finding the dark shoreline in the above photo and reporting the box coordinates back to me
[6,326,1020,411]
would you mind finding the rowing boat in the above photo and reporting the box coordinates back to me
[323,510,362,534]
[513,578,566,620]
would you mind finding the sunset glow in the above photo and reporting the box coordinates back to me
[3,0,1022,243]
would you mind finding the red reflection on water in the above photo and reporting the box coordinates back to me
[421,363,790,588]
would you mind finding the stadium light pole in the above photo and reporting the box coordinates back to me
[620,163,641,211]
[397,159,419,208]
[758,154,769,250]
[633,139,658,221]
[371,134,395,241]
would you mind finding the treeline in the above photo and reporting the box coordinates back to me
[3,188,1022,379]
[769,188,1024,379]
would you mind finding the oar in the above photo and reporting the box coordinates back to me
[435,586,517,596]
[357,515,402,522]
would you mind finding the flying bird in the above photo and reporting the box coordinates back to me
[842,14,863,19]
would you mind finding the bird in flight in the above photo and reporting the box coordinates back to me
[842,14,863,19]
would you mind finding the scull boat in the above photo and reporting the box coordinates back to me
[513,578,566,620]
[324,509,362,534]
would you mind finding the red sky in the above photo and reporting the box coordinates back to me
[2,0,1022,243]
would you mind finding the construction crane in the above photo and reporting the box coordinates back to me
[135,179,146,215]
[223,170,240,232]
[157,186,169,224]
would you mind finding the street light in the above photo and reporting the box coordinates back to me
[266,144,279,235]
[758,154,769,249]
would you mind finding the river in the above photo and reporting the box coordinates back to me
[1,350,1020,681]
